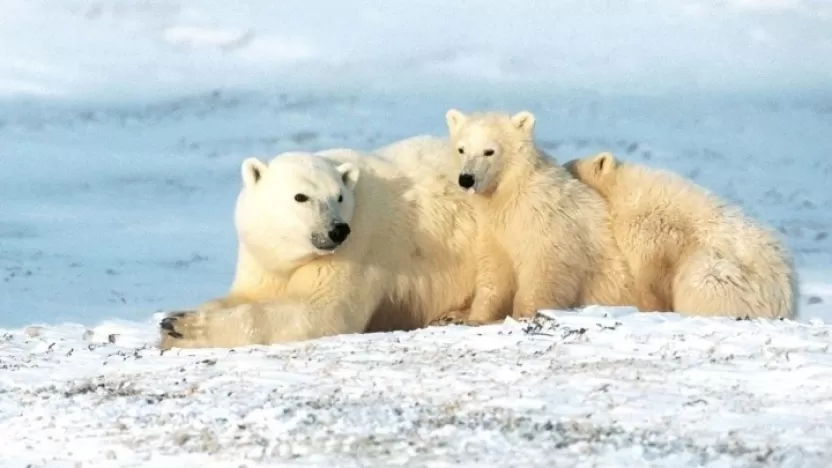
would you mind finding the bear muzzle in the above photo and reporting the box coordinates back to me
[311,222,351,251]
[328,223,351,244]
[458,173,476,190]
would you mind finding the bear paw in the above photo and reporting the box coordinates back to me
[158,310,211,350]
[428,315,469,327]
[428,309,500,327]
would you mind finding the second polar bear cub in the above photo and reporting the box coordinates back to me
[445,109,636,322]
[565,152,797,319]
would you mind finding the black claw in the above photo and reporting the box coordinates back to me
[160,317,183,338]
[160,317,176,331]
[430,316,465,326]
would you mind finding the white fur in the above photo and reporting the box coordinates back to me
[158,146,479,349]
[443,109,636,323]
[565,152,798,319]
[236,153,359,271]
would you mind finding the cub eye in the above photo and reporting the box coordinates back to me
[458,147,465,154]
[483,149,495,156]
[337,194,343,203]
[294,193,309,203]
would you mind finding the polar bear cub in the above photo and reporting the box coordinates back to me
[565,152,797,319]
[445,109,636,323]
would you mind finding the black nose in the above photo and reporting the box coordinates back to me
[458,173,475,189]
[328,223,351,245]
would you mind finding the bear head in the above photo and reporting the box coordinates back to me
[234,152,360,271]
[563,151,619,198]
[444,109,536,195]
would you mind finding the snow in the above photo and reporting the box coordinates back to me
[3,311,832,467]
[1,0,832,465]
[2,0,832,100]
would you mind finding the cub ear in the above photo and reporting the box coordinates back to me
[445,108,467,133]
[336,162,360,190]
[593,152,617,176]
[241,157,268,188]
[510,111,536,134]
[562,158,579,178]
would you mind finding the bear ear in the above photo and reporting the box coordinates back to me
[562,158,579,178]
[241,157,268,188]
[336,162,360,190]
[510,111,536,134]
[593,152,617,176]
[445,108,467,133]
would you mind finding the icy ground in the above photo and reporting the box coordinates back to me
[2,310,832,467]
[2,0,832,466]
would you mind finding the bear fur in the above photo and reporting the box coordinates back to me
[158,148,480,349]
[444,109,637,323]
[564,152,798,319]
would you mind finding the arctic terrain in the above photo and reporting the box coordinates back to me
[1,0,832,466]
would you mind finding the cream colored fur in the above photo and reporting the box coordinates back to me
[564,152,798,319]
[158,148,479,349]
[444,109,636,323]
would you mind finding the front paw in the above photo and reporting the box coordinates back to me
[428,309,500,327]
[158,310,208,350]
[429,315,467,327]
[428,309,470,327]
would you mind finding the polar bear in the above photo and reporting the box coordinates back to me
[564,152,797,319]
[158,149,479,349]
[443,109,636,323]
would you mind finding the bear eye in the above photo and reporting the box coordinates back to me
[337,194,343,203]
[458,147,465,154]
[294,193,309,203]
[484,149,495,156]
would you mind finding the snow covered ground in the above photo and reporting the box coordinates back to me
[3,311,832,467]
[2,0,832,466]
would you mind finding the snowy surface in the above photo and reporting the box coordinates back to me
[2,0,832,100]
[2,0,832,465]
[3,310,832,467]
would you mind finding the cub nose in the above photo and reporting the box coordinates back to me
[458,173,475,189]
[328,222,351,245]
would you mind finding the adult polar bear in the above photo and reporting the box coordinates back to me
[158,140,480,349]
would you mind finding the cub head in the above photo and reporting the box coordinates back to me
[445,109,536,195]
[234,152,360,271]
[563,152,619,196]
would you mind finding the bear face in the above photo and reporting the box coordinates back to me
[445,109,536,195]
[563,152,619,198]
[235,152,360,271]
